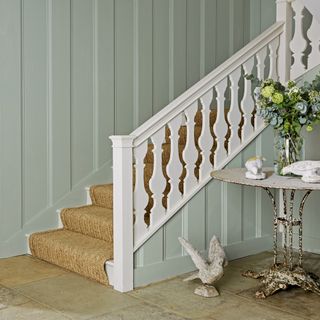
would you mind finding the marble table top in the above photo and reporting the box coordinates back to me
[211,167,320,190]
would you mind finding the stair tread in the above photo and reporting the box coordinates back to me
[61,205,113,242]
[29,229,112,285]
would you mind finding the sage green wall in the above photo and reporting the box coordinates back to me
[0,0,276,257]
[295,65,320,253]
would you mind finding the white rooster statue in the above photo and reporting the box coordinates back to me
[178,235,228,297]
[282,160,320,183]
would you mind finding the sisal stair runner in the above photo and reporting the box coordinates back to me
[29,109,234,285]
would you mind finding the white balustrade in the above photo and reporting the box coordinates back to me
[290,0,307,79]
[149,128,167,226]
[182,102,199,195]
[268,37,280,80]
[307,15,320,71]
[227,67,242,155]
[167,115,183,209]
[198,90,214,181]
[213,78,228,166]
[133,141,149,243]
[240,56,255,142]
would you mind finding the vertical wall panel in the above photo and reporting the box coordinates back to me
[153,0,170,114]
[96,0,115,166]
[143,229,164,266]
[115,0,134,134]
[71,0,94,185]
[134,0,153,126]
[261,0,276,32]
[186,0,201,87]
[51,0,71,202]
[225,154,243,244]
[206,182,222,244]
[0,0,22,239]
[164,212,183,259]
[249,0,261,40]
[23,0,48,221]
[187,189,206,250]
[204,0,217,74]
[216,0,230,66]
[172,0,187,99]
[230,0,245,55]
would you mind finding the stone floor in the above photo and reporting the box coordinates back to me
[0,251,319,319]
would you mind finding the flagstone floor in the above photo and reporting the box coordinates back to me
[0,251,319,319]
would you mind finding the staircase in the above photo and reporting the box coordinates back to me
[29,109,225,285]
[29,0,320,292]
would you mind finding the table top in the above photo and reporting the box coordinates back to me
[211,167,320,190]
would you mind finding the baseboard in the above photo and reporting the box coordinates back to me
[0,160,112,258]
[133,235,272,288]
[293,234,320,254]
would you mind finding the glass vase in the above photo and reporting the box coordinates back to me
[273,130,304,175]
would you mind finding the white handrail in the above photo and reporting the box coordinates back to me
[130,22,284,147]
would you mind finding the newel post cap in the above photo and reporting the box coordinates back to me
[109,135,135,148]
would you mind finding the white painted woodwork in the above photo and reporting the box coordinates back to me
[213,78,228,166]
[110,135,134,292]
[167,115,183,209]
[276,0,293,82]
[57,209,63,228]
[255,46,268,129]
[131,22,284,147]
[306,15,320,70]
[240,56,255,142]
[268,37,280,80]
[290,0,308,79]
[183,102,199,195]
[198,90,214,181]
[105,260,114,286]
[149,128,167,226]
[133,141,149,243]
[85,187,91,205]
[227,67,242,155]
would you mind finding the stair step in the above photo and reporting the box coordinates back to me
[90,184,113,209]
[29,229,113,285]
[61,205,113,242]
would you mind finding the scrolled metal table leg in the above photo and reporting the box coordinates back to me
[288,190,295,270]
[263,188,278,266]
[298,190,312,267]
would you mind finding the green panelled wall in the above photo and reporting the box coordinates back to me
[0,0,278,260]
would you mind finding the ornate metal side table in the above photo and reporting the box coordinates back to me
[211,167,320,298]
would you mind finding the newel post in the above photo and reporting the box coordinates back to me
[110,135,134,292]
[276,0,293,82]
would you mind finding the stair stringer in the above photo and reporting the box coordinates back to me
[0,160,112,258]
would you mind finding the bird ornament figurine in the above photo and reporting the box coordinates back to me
[282,160,320,183]
[245,156,266,180]
[178,235,228,297]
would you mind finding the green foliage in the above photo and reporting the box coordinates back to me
[247,74,320,137]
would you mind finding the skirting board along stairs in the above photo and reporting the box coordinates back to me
[29,109,234,285]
